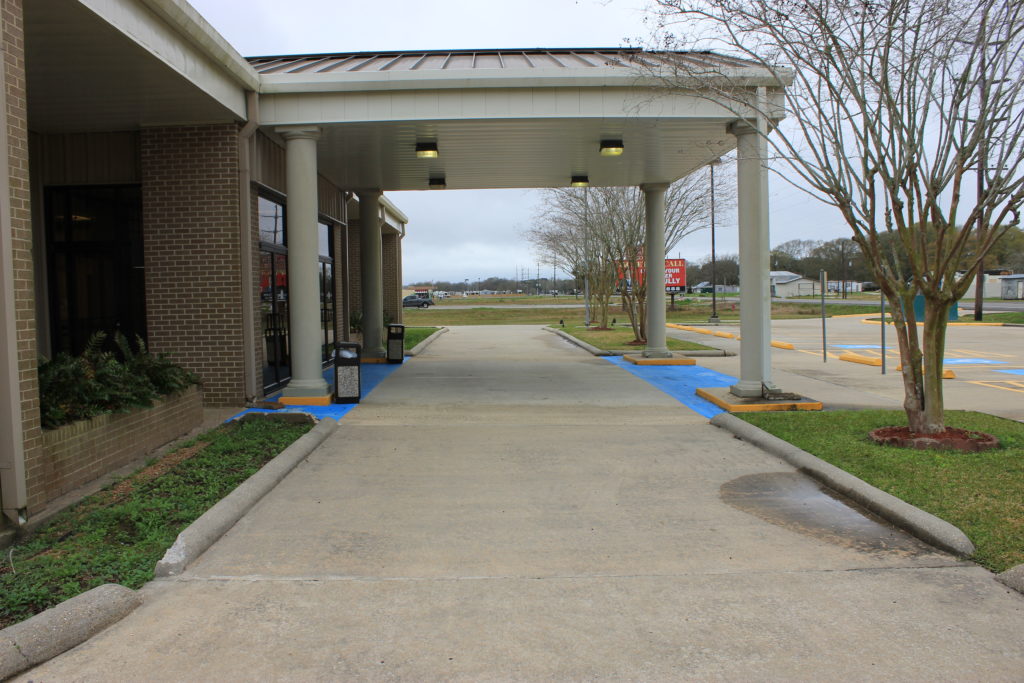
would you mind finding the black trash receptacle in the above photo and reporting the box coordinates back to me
[386,324,405,364]
[333,342,361,403]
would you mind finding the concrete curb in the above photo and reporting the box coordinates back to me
[0,584,141,680]
[710,413,976,558]
[155,417,338,577]
[406,326,448,356]
[543,327,612,356]
[545,327,734,357]
[996,564,1024,594]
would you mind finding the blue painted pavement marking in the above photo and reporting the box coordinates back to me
[832,344,881,349]
[229,361,402,421]
[996,368,1024,375]
[941,358,1007,366]
[603,357,736,419]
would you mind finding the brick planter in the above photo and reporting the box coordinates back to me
[30,386,203,513]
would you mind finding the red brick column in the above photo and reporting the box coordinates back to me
[141,125,244,406]
[2,0,44,518]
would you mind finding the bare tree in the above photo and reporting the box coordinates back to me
[527,172,727,339]
[648,0,1024,434]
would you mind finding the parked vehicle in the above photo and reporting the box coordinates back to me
[403,295,433,308]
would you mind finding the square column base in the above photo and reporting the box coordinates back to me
[697,386,822,413]
[278,394,333,407]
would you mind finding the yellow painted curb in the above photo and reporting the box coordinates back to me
[861,318,1004,327]
[691,328,714,335]
[839,352,882,367]
[278,394,333,406]
[623,355,696,366]
[894,364,956,379]
[713,331,736,339]
[696,387,823,412]
[771,341,795,350]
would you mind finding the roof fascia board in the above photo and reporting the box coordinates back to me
[138,0,261,90]
[380,195,409,225]
[79,0,255,117]
[258,65,790,95]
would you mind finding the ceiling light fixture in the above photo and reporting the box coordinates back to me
[428,176,447,189]
[416,142,439,158]
[599,139,624,156]
[570,175,590,187]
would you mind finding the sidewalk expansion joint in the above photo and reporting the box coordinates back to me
[171,564,972,584]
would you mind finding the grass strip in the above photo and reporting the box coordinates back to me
[984,311,1024,324]
[404,302,879,327]
[737,409,1024,572]
[0,418,312,628]
[402,326,439,350]
[554,326,712,352]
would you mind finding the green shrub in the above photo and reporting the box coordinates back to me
[38,332,198,430]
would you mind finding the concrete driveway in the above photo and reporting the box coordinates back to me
[20,326,1024,681]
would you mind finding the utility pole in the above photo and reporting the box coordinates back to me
[708,158,722,323]
[974,13,990,321]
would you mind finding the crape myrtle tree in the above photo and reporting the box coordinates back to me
[527,173,727,341]
[648,0,1024,434]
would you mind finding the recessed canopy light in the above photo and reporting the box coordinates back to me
[600,139,624,156]
[416,142,439,158]
[428,176,446,189]
[570,175,590,187]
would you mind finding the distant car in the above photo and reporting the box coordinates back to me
[403,295,433,308]
[862,282,880,292]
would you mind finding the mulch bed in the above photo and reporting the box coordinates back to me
[869,426,1000,452]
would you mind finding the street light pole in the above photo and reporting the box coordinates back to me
[708,158,722,324]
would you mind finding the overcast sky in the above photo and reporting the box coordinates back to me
[189,0,847,284]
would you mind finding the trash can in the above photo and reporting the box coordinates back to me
[333,342,361,403]
[912,294,959,322]
[386,324,405,364]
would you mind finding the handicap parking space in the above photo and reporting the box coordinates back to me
[603,357,736,418]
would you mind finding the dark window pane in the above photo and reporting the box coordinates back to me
[259,196,286,245]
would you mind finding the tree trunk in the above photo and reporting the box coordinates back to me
[916,297,950,433]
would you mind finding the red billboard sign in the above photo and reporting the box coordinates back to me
[665,258,686,290]
[616,258,687,292]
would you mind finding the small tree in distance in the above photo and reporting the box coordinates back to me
[527,172,728,341]
[648,0,1024,434]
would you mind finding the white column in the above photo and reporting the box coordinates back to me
[642,183,671,358]
[278,126,328,399]
[358,190,385,357]
[729,121,774,397]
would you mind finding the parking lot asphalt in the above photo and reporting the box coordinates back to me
[669,314,1024,421]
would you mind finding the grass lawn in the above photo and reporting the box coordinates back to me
[738,409,1024,573]
[404,301,879,327]
[402,326,438,350]
[555,326,713,352]
[0,418,312,628]
[984,311,1024,324]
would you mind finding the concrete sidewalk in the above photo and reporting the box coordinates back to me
[20,326,1024,680]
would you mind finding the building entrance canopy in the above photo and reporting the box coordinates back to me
[251,48,780,192]
[22,0,790,401]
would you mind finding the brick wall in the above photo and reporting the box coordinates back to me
[34,386,201,510]
[347,223,362,316]
[3,0,44,519]
[141,125,244,406]
[382,232,400,324]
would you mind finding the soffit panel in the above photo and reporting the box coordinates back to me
[311,117,737,191]
[25,0,243,133]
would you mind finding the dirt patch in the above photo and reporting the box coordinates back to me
[869,426,1000,452]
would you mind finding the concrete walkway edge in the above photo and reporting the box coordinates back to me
[543,326,612,356]
[710,413,976,558]
[0,584,141,680]
[155,417,338,577]
[406,326,448,356]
